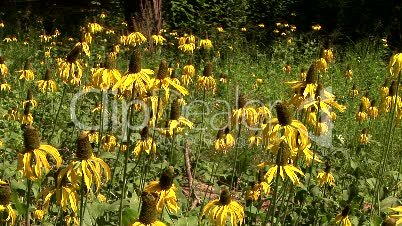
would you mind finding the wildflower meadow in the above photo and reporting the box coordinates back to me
[0,1,402,226]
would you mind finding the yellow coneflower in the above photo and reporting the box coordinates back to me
[91,56,121,90]
[258,23,265,28]
[262,142,305,185]
[201,188,244,226]
[246,173,270,202]
[219,73,227,83]
[368,100,378,119]
[152,34,166,45]
[285,63,318,99]
[300,68,307,80]
[83,130,99,143]
[358,128,369,145]
[40,31,52,43]
[88,22,103,33]
[345,64,353,79]
[388,206,402,225]
[37,68,57,93]
[22,89,38,109]
[323,48,334,63]
[381,81,401,113]
[388,52,402,77]
[57,133,110,192]
[249,131,262,147]
[197,62,217,94]
[361,92,370,110]
[317,161,335,186]
[217,26,224,32]
[312,24,322,30]
[41,171,78,212]
[178,34,196,53]
[20,104,34,126]
[356,103,367,123]
[214,127,235,153]
[241,27,247,32]
[144,166,179,212]
[0,180,17,225]
[315,56,327,72]
[84,32,92,44]
[152,60,189,101]
[0,21,4,27]
[0,76,11,91]
[133,127,156,156]
[315,116,329,136]
[73,40,90,57]
[232,95,258,127]
[17,125,62,180]
[161,99,193,137]
[349,84,359,97]
[283,62,292,74]
[264,102,309,151]
[199,38,213,50]
[123,30,147,46]
[101,134,117,152]
[181,58,195,85]
[18,59,35,81]
[335,205,352,226]
[4,107,18,121]
[380,79,389,100]
[302,84,347,118]
[0,56,9,76]
[64,214,79,226]
[33,208,45,219]
[306,106,317,126]
[58,44,83,84]
[113,50,153,95]
[129,192,166,226]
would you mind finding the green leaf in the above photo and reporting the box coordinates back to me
[380,196,400,212]
[122,208,138,226]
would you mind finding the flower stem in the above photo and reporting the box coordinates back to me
[47,83,67,143]
[79,175,85,226]
[26,179,31,226]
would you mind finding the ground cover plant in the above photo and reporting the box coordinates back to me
[0,9,402,226]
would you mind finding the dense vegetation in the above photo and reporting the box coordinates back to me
[0,1,402,226]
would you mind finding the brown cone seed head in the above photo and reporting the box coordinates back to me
[66,45,81,63]
[0,184,12,205]
[203,62,213,77]
[306,64,317,84]
[170,99,180,121]
[128,50,142,74]
[140,126,149,140]
[159,166,175,190]
[24,59,31,70]
[219,188,232,205]
[76,133,93,160]
[157,60,168,80]
[27,88,33,100]
[139,192,158,224]
[238,95,247,109]
[23,125,40,152]
[341,205,351,217]
[44,68,51,81]
[389,81,397,96]
[0,56,4,64]
[275,102,292,126]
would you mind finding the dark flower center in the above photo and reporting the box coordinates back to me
[23,125,40,152]
[139,192,158,224]
[275,102,292,126]
[76,133,93,160]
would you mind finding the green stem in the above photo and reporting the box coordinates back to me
[373,73,400,213]
[191,88,206,193]
[47,83,67,143]
[79,175,85,226]
[118,149,129,226]
[26,179,31,226]
[230,123,242,189]
[264,166,281,225]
